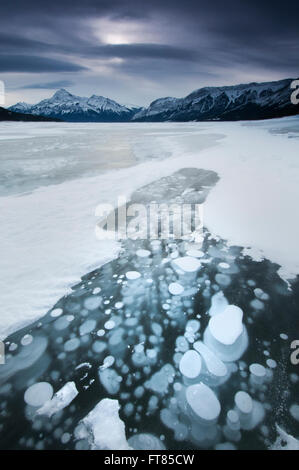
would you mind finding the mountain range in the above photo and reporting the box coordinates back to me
[0,106,60,122]
[9,89,140,122]
[7,78,299,122]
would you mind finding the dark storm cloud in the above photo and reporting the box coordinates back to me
[0,0,298,93]
[19,80,74,89]
[0,55,86,73]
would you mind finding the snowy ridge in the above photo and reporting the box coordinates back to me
[133,78,299,121]
[10,89,141,122]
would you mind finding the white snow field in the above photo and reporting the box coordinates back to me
[0,117,298,339]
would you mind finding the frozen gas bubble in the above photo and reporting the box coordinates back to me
[151,322,162,336]
[186,319,200,333]
[79,319,96,336]
[254,288,269,301]
[215,273,231,287]
[124,403,134,417]
[186,383,220,422]
[92,287,101,295]
[290,404,299,421]
[97,329,105,337]
[145,364,175,395]
[136,249,151,258]
[21,334,33,346]
[115,302,124,309]
[172,256,201,273]
[249,363,266,378]
[179,350,202,379]
[92,341,106,354]
[50,308,63,318]
[104,320,115,330]
[100,355,115,370]
[209,291,228,316]
[98,368,121,395]
[250,299,264,311]
[209,305,244,345]
[128,433,166,450]
[176,336,189,353]
[64,338,80,352]
[61,433,71,444]
[84,296,102,310]
[168,282,184,295]
[126,271,141,280]
[215,442,236,450]
[280,333,288,340]
[235,391,253,414]
[186,249,204,258]
[227,410,239,425]
[54,316,69,331]
[266,359,277,369]
[193,341,227,379]
[24,382,53,408]
[218,262,230,270]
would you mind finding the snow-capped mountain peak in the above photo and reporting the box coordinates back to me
[9,90,141,122]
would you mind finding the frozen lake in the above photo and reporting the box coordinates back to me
[0,118,299,450]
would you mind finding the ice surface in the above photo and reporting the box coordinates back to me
[1,119,299,339]
[37,382,78,417]
[24,382,53,408]
[186,383,221,422]
[75,398,130,450]
[270,425,299,450]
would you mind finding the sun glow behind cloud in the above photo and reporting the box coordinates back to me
[91,17,159,45]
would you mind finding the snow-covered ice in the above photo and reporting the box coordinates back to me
[1,118,299,339]
[75,398,130,450]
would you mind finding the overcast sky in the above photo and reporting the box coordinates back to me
[1,0,298,106]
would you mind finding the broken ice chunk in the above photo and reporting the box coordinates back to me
[75,398,130,450]
[270,425,299,450]
[37,382,78,417]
